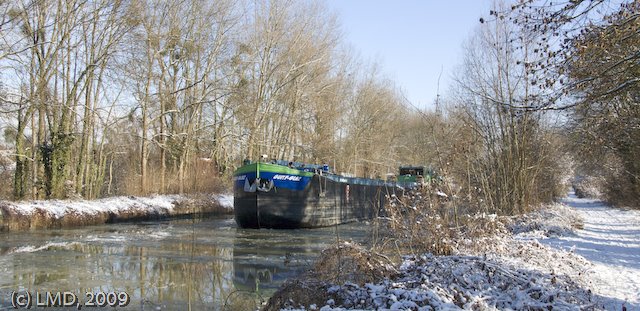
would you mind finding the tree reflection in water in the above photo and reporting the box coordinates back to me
[0,217,369,310]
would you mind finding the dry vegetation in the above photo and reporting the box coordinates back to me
[263,186,590,310]
[263,242,397,311]
[375,186,513,258]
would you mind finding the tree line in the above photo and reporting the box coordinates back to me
[0,0,415,200]
[0,0,636,211]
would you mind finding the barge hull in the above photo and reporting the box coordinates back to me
[234,174,390,229]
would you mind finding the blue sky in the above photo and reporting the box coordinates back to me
[325,0,494,110]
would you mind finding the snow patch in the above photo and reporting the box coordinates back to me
[509,202,583,238]
[4,195,183,219]
[538,194,640,309]
[9,242,82,254]
[302,254,595,310]
[278,195,639,310]
[0,193,234,230]
[217,194,233,210]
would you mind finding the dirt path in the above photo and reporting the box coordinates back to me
[542,193,640,309]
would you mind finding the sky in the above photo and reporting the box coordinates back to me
[325,0,494,110]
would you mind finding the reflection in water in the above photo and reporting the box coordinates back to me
[0,217,370,310]
[233,232,321,293]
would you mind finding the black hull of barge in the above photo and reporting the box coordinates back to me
[234,175,390,229]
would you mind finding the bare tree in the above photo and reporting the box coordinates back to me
[0,0,132,199]
[339,66,407,178]
[452,2,566,214]
[230,0,340,163]
[121,0,240,194]
[564,2,640,206]
[503,0,639,206]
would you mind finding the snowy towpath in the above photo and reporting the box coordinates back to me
[541,193,640,309]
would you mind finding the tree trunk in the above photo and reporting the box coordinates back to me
[14,111,32,200]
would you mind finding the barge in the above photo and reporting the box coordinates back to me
[233,161,395,229]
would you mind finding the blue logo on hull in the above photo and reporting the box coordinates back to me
[234,172,312,192]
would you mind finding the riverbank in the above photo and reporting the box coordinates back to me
[264,196,638,310]
[0,193,233,232]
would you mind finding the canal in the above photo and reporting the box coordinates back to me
[0,216,371,310]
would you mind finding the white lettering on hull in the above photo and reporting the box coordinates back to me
[272,174,302,181]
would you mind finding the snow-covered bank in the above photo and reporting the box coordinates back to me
[536,194,640,309]
[266,197,639,310]
[0,194,233,231]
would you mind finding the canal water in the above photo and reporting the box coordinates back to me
[0,216,372,310]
